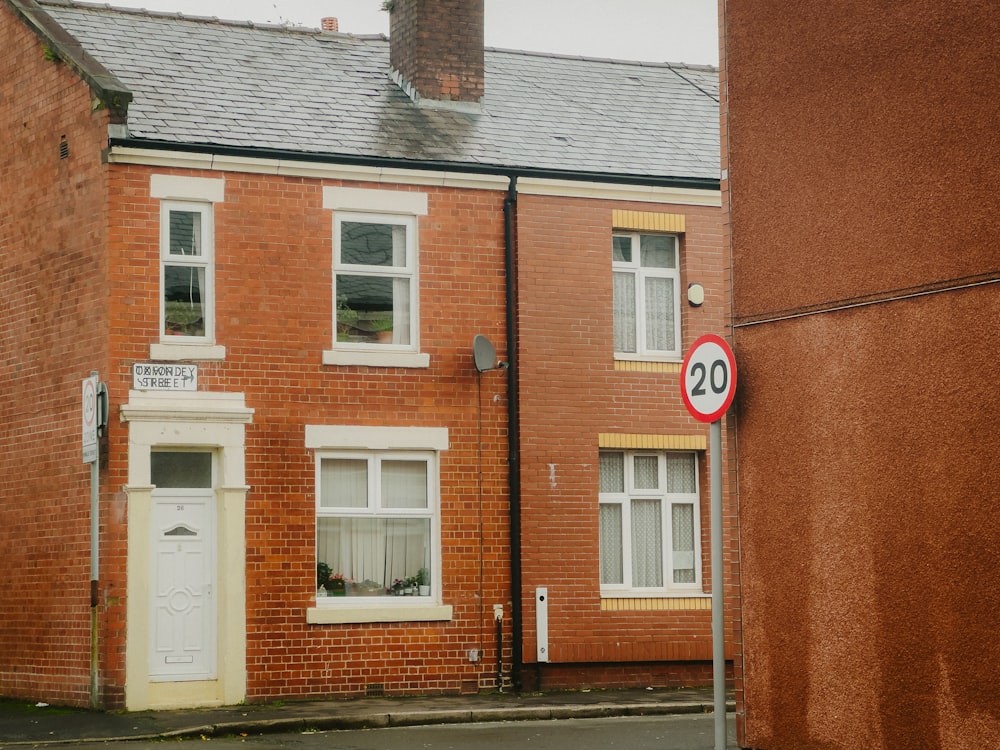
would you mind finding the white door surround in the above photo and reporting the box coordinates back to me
[121,391,253,710]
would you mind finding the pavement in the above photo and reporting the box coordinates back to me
[0,686,733,746]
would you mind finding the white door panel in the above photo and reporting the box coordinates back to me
[150,495,216,681]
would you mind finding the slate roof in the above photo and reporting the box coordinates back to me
[39,0,720,183]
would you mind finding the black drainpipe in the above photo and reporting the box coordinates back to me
[503,175,523,692]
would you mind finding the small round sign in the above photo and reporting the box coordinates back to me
[82,377,97,429]
[680,334,737,423]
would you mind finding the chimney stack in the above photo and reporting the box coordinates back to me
[321,17,339,32]
[389,0,484,111]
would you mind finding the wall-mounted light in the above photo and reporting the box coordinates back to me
[687,282,705,307]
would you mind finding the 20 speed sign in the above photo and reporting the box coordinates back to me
[680,334,737,423]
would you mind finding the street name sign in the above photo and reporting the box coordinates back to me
[133,363,198,391]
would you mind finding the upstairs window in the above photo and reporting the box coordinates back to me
[334,213,417,349]
[161,202,213,341]
[612,233,681,359]
[599,450,701,593]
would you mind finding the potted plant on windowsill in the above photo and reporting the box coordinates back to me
[417,567,430,596]
[326,573,347,596]
[352,579,386,596]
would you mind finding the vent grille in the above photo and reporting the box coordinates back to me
[365,683,385,697]
[59,137,69,160]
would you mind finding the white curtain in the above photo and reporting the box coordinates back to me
[599,452,624,493]
[631,499,663,587]
[671,504,695,583]
[645,276,675,352]
[666,455,696,582]
[599,504,624,584]
[316,458,429,590]
[381,459,428,585]
[382,460,426,508]
[633,454,659,490]
[665,453,696,492]
[319,459,367,508]
[613,272,636,353]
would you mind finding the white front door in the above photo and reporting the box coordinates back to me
[149,492,216,681]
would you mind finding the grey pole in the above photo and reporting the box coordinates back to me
[89,371,100,709]
[711,418,725,750]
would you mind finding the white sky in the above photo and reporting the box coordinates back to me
[103,0,720,65]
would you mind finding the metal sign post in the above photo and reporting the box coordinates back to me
[681,335,737,750]
[82,372,107,709]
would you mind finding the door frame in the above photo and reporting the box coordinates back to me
[121,390,253,710]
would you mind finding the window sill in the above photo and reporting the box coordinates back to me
[307,603,453,624]
[151,342,226,361]
[322,349,430,368]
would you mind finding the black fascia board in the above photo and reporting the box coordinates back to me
[108,137,721,192]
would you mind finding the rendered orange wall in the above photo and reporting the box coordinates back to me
[514,192,738,689]
[725,0,1000,746]
[0,3,112,706]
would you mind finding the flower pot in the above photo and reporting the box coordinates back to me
[419,585,430,596]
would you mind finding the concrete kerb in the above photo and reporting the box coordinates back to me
[0,694,733,746]
[160,703,722,742]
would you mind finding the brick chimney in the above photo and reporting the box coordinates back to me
[389,0,484,111]
[321,17,339,32]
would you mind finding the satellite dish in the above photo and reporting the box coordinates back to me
[473,334,497,373]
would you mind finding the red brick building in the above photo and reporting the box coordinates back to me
[1,0,727,709]
[515,192,734,691]
[723,0,1000,747]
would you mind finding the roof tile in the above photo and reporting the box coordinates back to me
[43,1,719,181]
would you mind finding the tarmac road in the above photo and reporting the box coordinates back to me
[70,714,739,750]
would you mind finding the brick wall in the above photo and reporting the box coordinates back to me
[514,192,735,688]
[389,0,484,103]
[104,168,511,700]
[0,3,112,705]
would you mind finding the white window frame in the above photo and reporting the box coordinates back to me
[159,201,214,346]
[305,425,450,624]
[612,232,682,361]
[322,187,429,369]
[333,211,418,345]
[149,174,225,362]
[599,450,702,597]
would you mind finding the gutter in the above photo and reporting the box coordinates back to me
[106,138,721,192]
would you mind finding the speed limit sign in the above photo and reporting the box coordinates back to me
[680,334,737,423]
